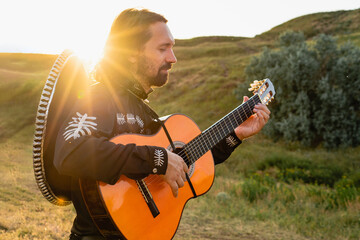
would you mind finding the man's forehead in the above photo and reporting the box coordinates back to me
[147,22,175,46]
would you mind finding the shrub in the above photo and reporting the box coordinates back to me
[241,177,269,203]
[238,31,360,148]
[333,177,358,208]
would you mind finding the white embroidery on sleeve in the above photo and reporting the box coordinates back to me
[226,135,238,147]
[63,112,97,141]
[136,115,144,129]
[154,149,165,167]
[117,113,126,125]
[127,113,136,125]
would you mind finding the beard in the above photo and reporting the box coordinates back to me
[136,57,172,88]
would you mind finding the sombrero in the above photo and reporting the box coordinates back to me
[33,50,90,206]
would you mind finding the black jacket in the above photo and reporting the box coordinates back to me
[54,82,241,237]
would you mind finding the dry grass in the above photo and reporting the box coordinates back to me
[0,138,74,240]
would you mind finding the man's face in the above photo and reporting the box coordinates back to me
[135,22,177,89]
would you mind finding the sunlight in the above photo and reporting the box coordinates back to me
[70,43,104,75]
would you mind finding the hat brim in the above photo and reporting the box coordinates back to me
[33,50,90,206]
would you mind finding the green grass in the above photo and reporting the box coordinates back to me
[258,8,360,41]
[1,8,360,240]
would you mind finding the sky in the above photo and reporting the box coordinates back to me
[0,0,359,60]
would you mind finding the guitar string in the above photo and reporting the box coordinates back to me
[176,96,261,166]
[196,95,260,162]
[178,96,258,165]
[178,96,256,165]
[183,101,248,162]
[196,96,259,159]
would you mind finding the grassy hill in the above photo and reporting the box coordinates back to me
[0,53,57,143]
[0,8,359,240]
[258,8,360,41]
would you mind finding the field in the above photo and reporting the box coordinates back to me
[0,8,359,240]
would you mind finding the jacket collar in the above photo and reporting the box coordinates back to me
[103,74,152,100]
[121,77,152,100]
[129,81,152,100]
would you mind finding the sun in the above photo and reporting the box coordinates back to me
[69,42,104,75]
[61,21,110,75]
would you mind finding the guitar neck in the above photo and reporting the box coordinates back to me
[180,94,262,165]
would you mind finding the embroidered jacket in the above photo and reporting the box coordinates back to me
[54,82,241,236]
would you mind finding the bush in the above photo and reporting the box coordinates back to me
[257,154,347,187]
[333,177,358,208]
[238,31,360,148]
[241,177,269,202]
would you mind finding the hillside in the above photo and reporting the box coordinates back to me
[258,8,360,39]
[0,8,359,240]
[0,53,56,142]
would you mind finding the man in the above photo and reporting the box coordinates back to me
[54,8,270,240]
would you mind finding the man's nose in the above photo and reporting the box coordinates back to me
[167,49,177,64]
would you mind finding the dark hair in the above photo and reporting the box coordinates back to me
[94,8,167,83]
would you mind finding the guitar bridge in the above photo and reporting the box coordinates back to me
[136,179,160,218]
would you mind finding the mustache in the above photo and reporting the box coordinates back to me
[160,63,172,71]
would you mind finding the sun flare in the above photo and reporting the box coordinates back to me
[69,42,104,75]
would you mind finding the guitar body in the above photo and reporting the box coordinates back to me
[81,114,215,239]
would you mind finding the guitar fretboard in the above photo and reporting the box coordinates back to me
[178,94,262,166]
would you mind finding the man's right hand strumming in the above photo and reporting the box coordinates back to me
[163,150,189,198]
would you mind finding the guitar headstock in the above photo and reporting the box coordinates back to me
[248,78,276,105]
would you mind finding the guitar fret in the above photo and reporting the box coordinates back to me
[230,112,238,130]
[224,117,231,133]
[199,134,208,155]
[244,103,249,119]
[207,130,216,147]
[187,147,196,164]
[213,126,221,143]
[219,120,227,137]
[180,94,263,165]
[236,107,244,123]
[231,112,239,128]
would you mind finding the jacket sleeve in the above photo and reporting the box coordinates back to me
[53,98,168,184]
[211,131,242,165]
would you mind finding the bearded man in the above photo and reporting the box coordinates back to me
[54,8,270,240]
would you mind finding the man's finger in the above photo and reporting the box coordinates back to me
[170,182,178,198]
[181,169,186,182]
[255,104,271,115]
[183,161,189,172]
[243,96,249,103]
[177,178,185,188]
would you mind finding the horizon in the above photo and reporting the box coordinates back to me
[0,0,359,61]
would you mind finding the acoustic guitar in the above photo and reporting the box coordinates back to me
[80,79,275,239]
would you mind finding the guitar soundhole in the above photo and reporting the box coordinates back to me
[167,141,195,179]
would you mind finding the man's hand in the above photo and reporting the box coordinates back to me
[163,150,188,198]
[235,96,271,140]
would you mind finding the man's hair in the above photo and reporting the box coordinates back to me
[94,8,167,83]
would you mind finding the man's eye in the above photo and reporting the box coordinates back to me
[159,48,166,52]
